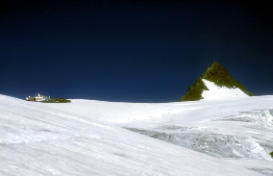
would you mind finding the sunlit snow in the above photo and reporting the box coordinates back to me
[201,79,248,100]
[0,94,273,176]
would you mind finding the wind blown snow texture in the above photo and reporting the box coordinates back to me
[0,94,273,176]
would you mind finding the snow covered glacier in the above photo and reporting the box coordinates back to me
[0,93,273,176]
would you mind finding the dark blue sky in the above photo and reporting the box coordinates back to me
[0,0,272,102]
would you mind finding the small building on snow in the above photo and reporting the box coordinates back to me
[26,93,50,102]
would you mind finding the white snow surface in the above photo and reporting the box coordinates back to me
[201,79,248,100]
[0,94,273,176]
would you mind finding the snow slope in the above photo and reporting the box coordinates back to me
[201,79,248,100]
[0,94,273,176]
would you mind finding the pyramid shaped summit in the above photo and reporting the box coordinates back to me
[180,61,253,101]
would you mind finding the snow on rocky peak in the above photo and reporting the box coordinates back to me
[201,79,248,100]
[180,61,253,101]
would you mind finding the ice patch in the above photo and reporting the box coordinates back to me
[220,110,273,130]
[126,127,272,160]
[125,109,273,162]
